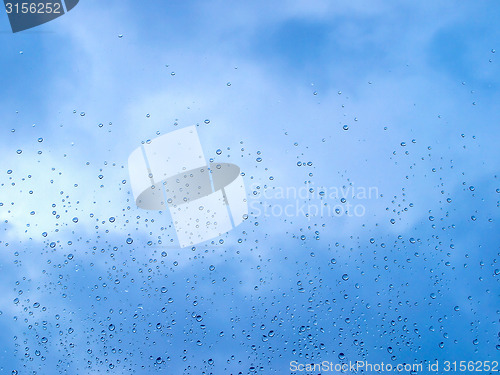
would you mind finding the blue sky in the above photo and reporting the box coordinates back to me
[0,0,499,373]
